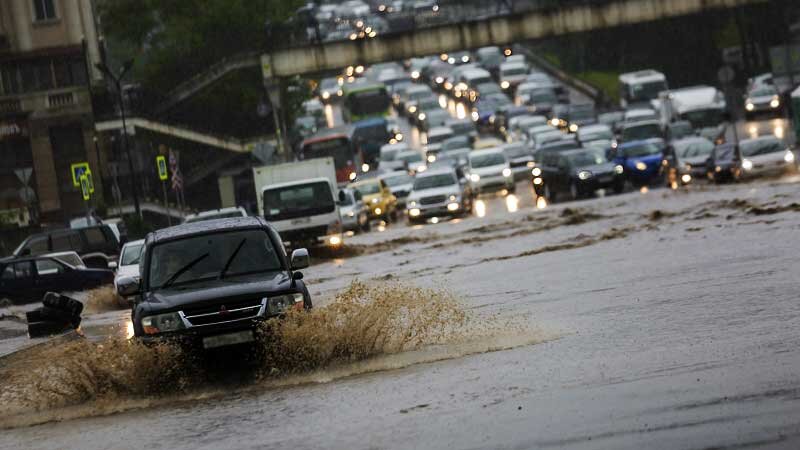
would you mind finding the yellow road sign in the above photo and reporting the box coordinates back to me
[156,155,168,181]
[70,162,90,187]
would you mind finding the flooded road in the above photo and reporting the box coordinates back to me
[3,173,800,449]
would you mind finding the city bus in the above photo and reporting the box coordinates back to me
[299,128,361,184]
[342,82,392,123]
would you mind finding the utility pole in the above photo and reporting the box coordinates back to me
[96,60,140,218]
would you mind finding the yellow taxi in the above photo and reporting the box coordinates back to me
[349,178,398,222]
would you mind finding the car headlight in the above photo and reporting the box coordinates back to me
[371,198,379,204]
[141,312,185,335]
[461,55,470,63]
[569,124,579,133]
[416,165,427,173]
[770,97,780,108]
[449,194,458,202]
[409,208,421,217]
[447,202,459,211]
[418,113,426,121]
[409,200,417,207]
[527,161,536,168]
[745,102,754,111]
[470,173,480,182]
[681,174,692,184]
[550,118,560,127]
[346,211,355,218]
[577,171,592,180]
[635,162,648,171]
[408,105,417,114]
[374,207,382,215]
[742,159,753,171]
[500,81,510,89]
[322,91,330,100]
[533,177,543,185]
[427,154,436,163]
[532,167,542,176]
[362,163,370,172]
[411,70,420,79]
[267,293,304,315]
[471,111,479,121]
[784,150,795,163]
[502,168,512,177]
[349,172,357,181]
[435,76,444,84]
[614,165,624,174]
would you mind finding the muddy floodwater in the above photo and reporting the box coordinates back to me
[2,177,800,449]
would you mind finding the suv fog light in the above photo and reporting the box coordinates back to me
[447,202,459,211]
[409,208,421,217]
[502,168,512,177]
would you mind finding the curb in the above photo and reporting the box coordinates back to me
[0,329,83,366]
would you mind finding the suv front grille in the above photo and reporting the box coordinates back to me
[181,298,265,327]
[420,195,446,205]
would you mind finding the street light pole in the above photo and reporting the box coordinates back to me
[96,60,140,218]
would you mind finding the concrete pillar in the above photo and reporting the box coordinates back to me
[63,0,83,45]
[11,0,33,51]
[29,134,60,213]
[79,0,102,81]
[218,175,236,208]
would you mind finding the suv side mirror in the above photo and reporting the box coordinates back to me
[290,248,310,270]
[117,276,141,297]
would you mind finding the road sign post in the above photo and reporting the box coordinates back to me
[80,173,91,225]
[156,155,171,226]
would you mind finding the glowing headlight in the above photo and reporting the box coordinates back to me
[635,162,647,171]
[550,118,560,127]
[409,208,421,217]
[614,165,624,174]
[527,161,536,168]
[770,97,780,109]
[715,166,722,173]
[470,173,480,182]
[462,55,470,63]
[349,172,357,181]
[268,293,305,315]
[533,177,543,185]
[502,168,512,177]
[374,207,382,215]
[418,113,426,121]
[141,312,185,335]
[396,133,404,141]
[500,81,510,89]
[371,198,379,204]
[347,211,355,218]
[362,163,370,172]
[322,91,330,100]
[411,70,420,79]
[416,165,427,173]
[447,202,460,211]
[681,174,692,184]
[577,171,592,180]
[745,102,754,111]
[784,151,795,163]
[569,124,579,133]
[408,105,417,114]
[532,167,542,176]
[742,159,753,171]
[449,195,457,201]
[427,154,436,163]
[444,82,453,90]
[408,200,417,207]
[435,76,444,84]
[337,90,343,97]
[471,111,479,121]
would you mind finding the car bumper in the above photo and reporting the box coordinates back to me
[579,174,623,191]
[341,214,360,230]
[470,175,514,192]
[407,201,462,219]
[135,314,279,349]
[742,160,795,178]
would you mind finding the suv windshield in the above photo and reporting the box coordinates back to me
[676,139,714,158]
[383,173,412,187]
[622,124,662,141]
[568,150,608,166]
[121,243,144,266]
[741,139,784,157]
[414,173,456,190]
[471,153,506,168]
[148,229,282,289]
[353,182,381,196]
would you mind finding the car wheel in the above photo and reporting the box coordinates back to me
[613,179,625,194]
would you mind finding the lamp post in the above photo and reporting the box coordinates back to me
[95,59,140,218]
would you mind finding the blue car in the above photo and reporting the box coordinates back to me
[612,139,666,186]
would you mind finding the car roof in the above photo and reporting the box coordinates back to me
[147,216,270,246]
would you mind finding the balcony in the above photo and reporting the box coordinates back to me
[0,87,91,116]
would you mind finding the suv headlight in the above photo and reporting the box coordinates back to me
[268,293,304,315]
[742,159,753,171]
[614,165,624,174]
[577,171,592,180]
[470,173,480,182]
[502,168,512,177]
[141,312,185,335]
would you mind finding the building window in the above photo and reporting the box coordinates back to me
[32,0,57,22]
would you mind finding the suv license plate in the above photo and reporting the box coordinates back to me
[203,330,254,349]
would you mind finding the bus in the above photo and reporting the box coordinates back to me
[299,128,361,184]
[619,70,668,109]
[348,117,391,170]
[342,82,391,123]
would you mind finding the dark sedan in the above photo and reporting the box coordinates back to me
[0,255,113,303]
[539,147,624,201]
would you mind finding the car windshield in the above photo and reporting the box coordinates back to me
[397,152,423,163]
[627,80,667,102]
[354,182,381,196]
[148,229,282,289]
[414,173,456,190]
[471,153,506,168]
[121,243,144,266]
[621,143,661,158]
[263,181,335,221]
[570,107,595,120]
[676,139,714,158]
[750,88,776,97]
[568,150,608,166]
[680,109,724,129]
[622,124,662,141]
[527,90,557,103]
[740,139,784,157]
[383,173,413,187]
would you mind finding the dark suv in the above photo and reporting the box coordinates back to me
[13,225,121,269]
[117,217,312,349]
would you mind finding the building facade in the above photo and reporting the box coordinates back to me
[0,0,103,225]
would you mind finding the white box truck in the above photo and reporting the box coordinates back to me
[253,157,343,248]
[659,86,728,142]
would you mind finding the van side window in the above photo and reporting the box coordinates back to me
[84,228,107,246]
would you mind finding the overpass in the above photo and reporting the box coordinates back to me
[159,0,766,112]
[263,0,766,77]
